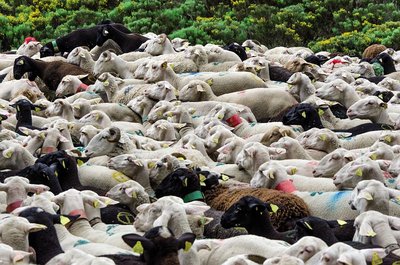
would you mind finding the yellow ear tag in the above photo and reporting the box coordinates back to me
[77,159,84,166]
[355,168,363,177]
[39,133,46,139]
[157,111,163,117]
[288,84,293,89]
[174,89,179,96]
[221,174,229,181]
[103,81,110,86]
[190,144,196,149]
[363,192,373,201]
[60,216,71,226]
[301,111,306,118]
[16,105,20,112]
[371,252,383,265]
[367,230,376,237]
[206,79,213,86]
[131,191,137,199]
[318,109,324,116]
[384,135,392,143]
[217,114,223,120]
[3,150,13,158]
[148,162,156,169]
[183,178,188,187]
[170,63,174,70]
[133,241,144,254]
[62,160,66,169]
[212,138,219,144]
[337,220,347,226]
[378,94,383,99]
[162,143,169,148]
[167,112,173,117]
[199,174,206,186]
[304,222,313,230]
[270,204,279,213]
[184,241,192,252]
[290,167,297,175]
[245,47,250,51]
[93,200,101,208]
[35,107,41,112]
[177,157,185,161]
[369,153,377,160]
[269,171,275,179]
[319,134,327,141]
[54,171,58,177]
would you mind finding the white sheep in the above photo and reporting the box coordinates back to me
[178,80,298,121]
[250,162,358,220]
[144,60,267,96]
[66,47,95,73]
[316,79,361,109]
[55,74,91,97]
[347,96,396,125]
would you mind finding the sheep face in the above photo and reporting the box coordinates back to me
[0,243,32,264]
[315,79,349,101]
[349,180,388,213]
[107,154,141,176]
[171,38,189,50]
[144,34,167,56]
[147,100,173,123]
[333,158,383,190]
[17,41,42,57]
[13,56,33,80]
[56,75,87,97]
[301,129,338,153]
[96,25,111,46]
[250,161,283,188]
[217,138,242,164]
[144,81,177,101]
[285,236,327,262]
[346,97,386,120]
[235,144,259,171]
[93,51,116,77]
[144,60,171,83]
[134,61,151,79]
[79,125,100,147]
[84,127,122,157]
[66,47,84,65]
[388,155,400,177]
[106,180,148,207]
[319,243,364,265]
[145,120,179,141]
[220,196,268,229]
[179,80,206,102]
[365,141,394,160]
[313,149,353,178]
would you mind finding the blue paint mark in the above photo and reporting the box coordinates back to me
[106,224,119,236]
[309,192,324,196]
[216,162,225,166]
[328,191,350,209]
[73,239,90,247]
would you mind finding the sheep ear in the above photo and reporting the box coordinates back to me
[136,203,149,213]
[122,234,154,254]
[177,232,196,252]
[336,253,353,265]
[59,135,69,143]
[76,74,89,80]
[24,223,47,233]
[380,102,388,109]
[196,84,205,92]
[89,98,102,105]
[343,153,354,161]
[154,212,171,227]
[359,221,376,237]
[263,169,275,180]
[183,202,210,215]
[358,190,373,201]
[360,249,386,262]
[161,61,168,69]
[125,187,138,199]
[198,217,213,226]
[11,250,32,263]
[2,147,14,159]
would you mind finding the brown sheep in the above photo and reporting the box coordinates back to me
[205,185,310,231]
[362,44,387,59]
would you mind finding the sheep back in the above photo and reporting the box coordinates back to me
[362,44,386,59]
[205,185,309,231]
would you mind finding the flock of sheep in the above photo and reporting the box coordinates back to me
[0,20,399,264]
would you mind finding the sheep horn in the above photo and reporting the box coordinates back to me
[107,127,121,142]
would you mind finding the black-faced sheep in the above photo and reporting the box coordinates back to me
[13,56,95,91]
[40,22,130,57]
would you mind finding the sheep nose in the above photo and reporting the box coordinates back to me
[312,169,316,174]
[332,175,337,180]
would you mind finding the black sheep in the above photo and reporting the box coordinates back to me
[373,90,394,103]
[96,24,149,53]
[223,43,247,61]
[9,98,45,135]
[155,167,205,203]
[40,22,130,57]
[269,65,294,82]
[13,56,95,91]
[18,207,80,265]
[305,54,330,66]
[221,196,296,244]
[282,103,395,135]
[371,52,397,75]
